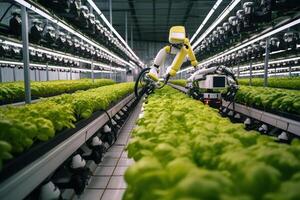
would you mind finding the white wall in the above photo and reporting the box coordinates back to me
[0,67,81,82]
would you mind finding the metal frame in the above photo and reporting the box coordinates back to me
[0,36,126,72]
[264,37,270,87]
[179,18,300,75]
[223,100,300,136]
[86,0,142,64]
[21,6,31,103]
[0,93,136,200]
[0,60,113,74]
[14,0,139,68]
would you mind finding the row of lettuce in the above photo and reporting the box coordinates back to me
[234,86,300,115]
[124,86,300,200]
[238,77,300,90]
[0,79,115,104]
[0,82,134,170]
[169,79,300,115]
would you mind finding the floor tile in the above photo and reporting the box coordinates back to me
[83,100,142,200]
[99,157,118,166]
[107,176,127,189]
[121,151,128,158]
[115,141,126,145]
[104,151,122,158]
[116,136,127,143]
[108,146,124,152]
[94,166,115,176]
[117,158,134,166]
[74,189,104,200]
[87,177,110,189]
[101,189,125,200]
[113,166,128,176]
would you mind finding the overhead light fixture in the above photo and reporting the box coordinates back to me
[192,0,241,48]
[1,38,127,71]
[87,0,142,64]
[93,62,126,72]
[0,60,23,65]
[178,56,300,75]
[240,70,300,77]
[198,18,300,66]
[14,0,133,67]
[2,39,91,64]
[191,0,223,43]
[235,56,300,70]
[239,66,300,74]
[0,60,114,73]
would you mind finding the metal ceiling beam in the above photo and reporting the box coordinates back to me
[182,0,194,25]
[128,0,142,40]
[153,0,156,39]
[112,14,202,17]
[124,18,198,21]
[107,0,214,2]
[100,7,212,12]
[166,0,172,28]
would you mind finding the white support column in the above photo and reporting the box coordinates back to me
[0,67,2,82]
[21,6,31,103]
[13,67,16,81]
[35,69,38,81]
[70,67,72,80]
[46,63,49,81]
[249,59,252,86]
[91,61,95,83]
[125,12,128,43]
[264,37,270,87]
[38,69,41,81]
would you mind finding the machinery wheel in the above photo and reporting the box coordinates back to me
[134,67,152,99]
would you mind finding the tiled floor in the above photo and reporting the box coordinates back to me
[73,101,142,200]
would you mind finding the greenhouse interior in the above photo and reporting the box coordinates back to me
[0,0,300,200]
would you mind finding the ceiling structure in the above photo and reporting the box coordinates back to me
[95,0,232,43]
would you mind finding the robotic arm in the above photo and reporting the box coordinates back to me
[148,26,198,81]
[166,38,198,77]
[153,46,171,69]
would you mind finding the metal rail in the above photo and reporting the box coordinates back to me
[0,93,135,200]
[222,100,300,136]
[168,83,188,93]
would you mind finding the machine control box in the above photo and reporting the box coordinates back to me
[198,75,226,89]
